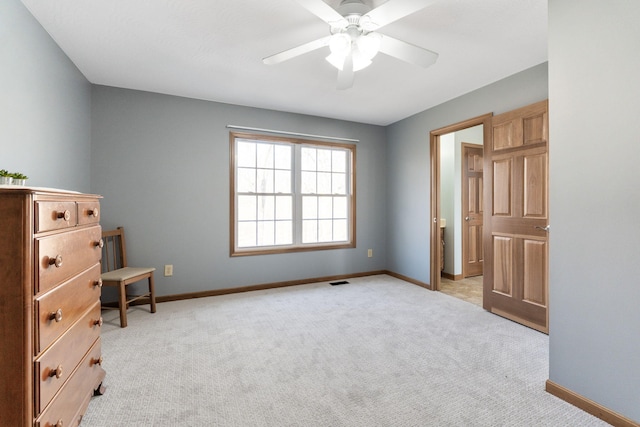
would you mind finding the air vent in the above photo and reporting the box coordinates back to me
[330,280,349,286]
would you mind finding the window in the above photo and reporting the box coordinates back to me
[230,132,355,256]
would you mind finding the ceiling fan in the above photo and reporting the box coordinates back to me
[263,0,439,89]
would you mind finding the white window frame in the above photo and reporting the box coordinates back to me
[230,132,356,256]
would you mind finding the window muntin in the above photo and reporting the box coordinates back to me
[231,133,355,256]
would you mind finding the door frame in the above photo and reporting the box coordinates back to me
[429,113,492,291]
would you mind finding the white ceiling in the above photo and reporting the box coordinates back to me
[20,0,547,126]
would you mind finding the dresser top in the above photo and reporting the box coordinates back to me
[0,185,101,198]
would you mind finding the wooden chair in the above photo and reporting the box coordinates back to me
[100,227,156,327]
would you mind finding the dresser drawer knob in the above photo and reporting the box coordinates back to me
[91,356,104,367]
[94,317,103,327]
[49,309,63,323]
[88,207,99,218]
[54,419,63,427]
[95,239,104,249]
[48,255,63,268]
[95,278,103,288]
[49,364,63,379]
[56,210,71,221]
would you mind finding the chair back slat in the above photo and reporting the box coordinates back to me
[101,227,128,272]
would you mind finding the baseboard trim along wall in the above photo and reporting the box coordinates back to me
[545,380,639,427]
[120,270,429,306]
[112,270,427,308]
[441,272,463,281]
[385,270,431,290]
[154,270,388,303]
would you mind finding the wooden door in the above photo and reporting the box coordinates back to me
[483,100,549,333]
[462,144,484,277]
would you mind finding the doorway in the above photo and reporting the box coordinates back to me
[430,114,492,296]
[431,114,492,305]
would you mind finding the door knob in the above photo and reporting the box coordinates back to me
[465,216,470,221]
[535,225,550,232]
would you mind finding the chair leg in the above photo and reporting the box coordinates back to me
[148,273,157,314]
[118,281,128,328]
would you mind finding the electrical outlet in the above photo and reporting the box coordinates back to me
[164,264,173,277]
[367,249,373,258]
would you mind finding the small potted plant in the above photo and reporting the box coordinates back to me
[0,169,12,185]
[11,172,28,186]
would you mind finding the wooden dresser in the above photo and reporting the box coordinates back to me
[0,186,106,427]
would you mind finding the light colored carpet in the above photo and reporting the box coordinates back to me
[83,275,607,426]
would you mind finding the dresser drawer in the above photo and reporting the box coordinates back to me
[76,201,100,226]
[35,302,102,414]
[35,338,105,427]
[36,226,103,294]
[35,263,102,353]
[35,201,78,233]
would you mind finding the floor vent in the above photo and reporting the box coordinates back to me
[330,280,349,286]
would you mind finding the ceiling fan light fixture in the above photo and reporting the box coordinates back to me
[357,32,381,60]
[329,33,352,57]
[325,50,371,72]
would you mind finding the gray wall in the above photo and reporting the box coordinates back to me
[91,86,387,296]
[386,63,548,284]
[0,0,92,192]
[548,0,640,421]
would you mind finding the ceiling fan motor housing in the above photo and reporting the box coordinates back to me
[337,0,372,18]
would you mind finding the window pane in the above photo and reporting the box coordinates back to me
[317,172,331,194]
[275,221,293,245]
[302,196,318,219]
[233,134,354,253]
[275,170,291,193]
[256,169,274,193]
[333,196,347,219]
[301,171,316,194]
[275,196,292,220]
[318,197,332,219]
[302,219,318,243]
[301,147,316,171]
[238,222,256,247]
[332,150,346,172]
[275,145,291,170]
[237,141,256,168]
[237,168,256,193]
[257,221,275,246]
[257,196,274,220]
[238,195,256,221]
[257,143,274,169]
[332,172,346,195]
[334,219,347,241]
[318,219,333,242]
[317,149,332,172]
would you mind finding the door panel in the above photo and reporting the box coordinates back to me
[523,111,547,145]
[492,158,512,216]
[493,122,516,150]
[523,239,547,306]
[484,100,549,333]
[492,235,512,295]
[523,153,547,218]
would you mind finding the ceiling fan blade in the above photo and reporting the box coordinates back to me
[263,36,331,65]
[294,0,348,27]
[378,35,438,68]
[364,0,435,29]
[337,53,354,90]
